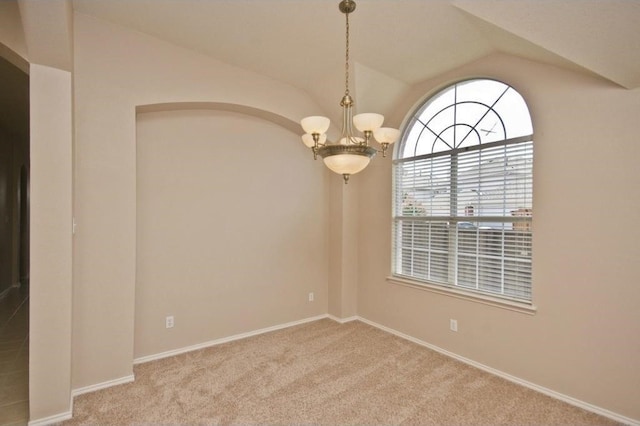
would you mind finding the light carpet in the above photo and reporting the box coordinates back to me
[63,319,618,425]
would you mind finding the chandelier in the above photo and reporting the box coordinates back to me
[300,0,400,184]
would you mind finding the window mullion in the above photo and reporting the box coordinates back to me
[449,153,458,286]
[392,79,533,304]
[501,143,509,295]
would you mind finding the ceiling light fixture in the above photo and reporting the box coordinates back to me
[300,0,400,184]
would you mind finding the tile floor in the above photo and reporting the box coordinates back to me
[0,285,29,426]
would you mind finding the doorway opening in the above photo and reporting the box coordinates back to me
[0,53,30,424]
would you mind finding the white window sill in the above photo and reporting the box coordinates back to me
[386,276,537,315]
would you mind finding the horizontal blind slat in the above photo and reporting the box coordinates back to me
[393,141,533,302]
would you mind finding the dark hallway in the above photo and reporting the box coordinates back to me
[0,53,30,425]
[0,286,29,425]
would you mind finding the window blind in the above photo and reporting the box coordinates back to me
[393,140,533,302]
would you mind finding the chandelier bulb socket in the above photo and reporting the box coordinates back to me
[363,130,373,144]
[381,142,389,157]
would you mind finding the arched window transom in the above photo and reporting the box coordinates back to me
[393,79,534,303]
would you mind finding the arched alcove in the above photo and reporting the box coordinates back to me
[133,104,328,360]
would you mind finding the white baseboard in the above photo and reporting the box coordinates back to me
[28,410,72,426]
[134,314,329,364]
[72,374,135,397]
[48,314,636,425]
[356,316,639,426]
[327,314,358,324]
[56,316,326,423]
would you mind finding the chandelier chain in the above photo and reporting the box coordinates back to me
[300,0,399,184]
[345,11,350,96]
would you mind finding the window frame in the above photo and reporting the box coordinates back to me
[390,78,535,312]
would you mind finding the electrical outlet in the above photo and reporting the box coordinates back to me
[308,292,314,302]
[450,319,458,332]
[166,316,174,329]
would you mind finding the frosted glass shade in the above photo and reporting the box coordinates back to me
[339,136,364,145]
[353,113,384,132]
[323,154,371,175]
[373,127,400,144]
[302,133,326,148]
[301,116,330,134]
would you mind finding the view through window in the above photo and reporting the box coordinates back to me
[392,79,534,302]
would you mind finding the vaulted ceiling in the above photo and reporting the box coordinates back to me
[72,0,640,94]
[2,0,640,139]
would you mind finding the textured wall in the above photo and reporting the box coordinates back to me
[357,53,640,421]
[29,63,73,421]
[134,109,327,359]
[72,12,330,390]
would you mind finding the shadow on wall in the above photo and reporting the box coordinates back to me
[136,102,301,135]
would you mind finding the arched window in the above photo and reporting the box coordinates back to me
[392,79,533,303]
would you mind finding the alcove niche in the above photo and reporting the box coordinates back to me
[134,103,329,361]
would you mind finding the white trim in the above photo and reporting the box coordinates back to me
[327,314,358,324]
[42,314,637,425]
[133,314,329,364]
[28,410,72,426]
[387,276,537,315]
[72,374,135,397]
[29,366,133,425]
[357,316,639,426]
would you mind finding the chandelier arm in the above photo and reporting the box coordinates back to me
[301,0,392,184]
[375,143,390,157]
[363,130,373,145]
[312,132,327,148]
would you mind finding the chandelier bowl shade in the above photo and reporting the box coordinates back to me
[373,127,401,144]
[301,116,331,134]
[319,144,377,175]
[353,113,384,132]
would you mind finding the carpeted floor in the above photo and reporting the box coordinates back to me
[63,319,618,425]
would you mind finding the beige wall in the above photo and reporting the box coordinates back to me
[72,12,330,389]
[135,109,327,359]
[0,0,28,71]
[3,2,637,422]
[1,4,75,421]
[327,177,360,319]
[29,63,73,421]
[18,0,73,73]
[358,53,640,420]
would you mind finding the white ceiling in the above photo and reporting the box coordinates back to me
[2,0,639,140]
[71,0,640,91]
